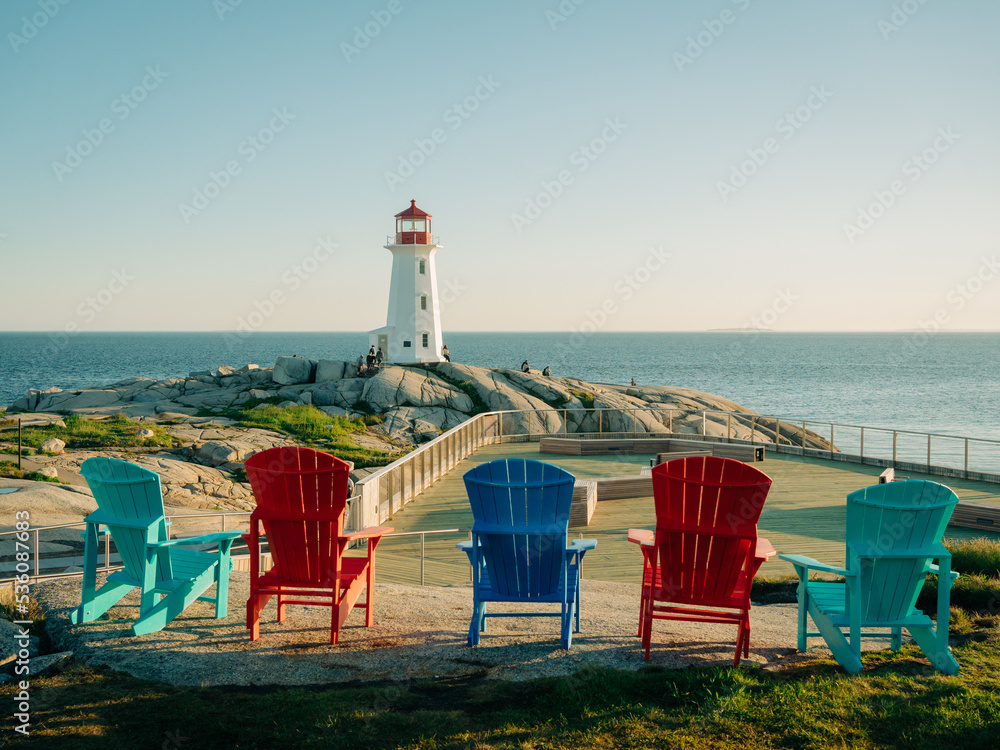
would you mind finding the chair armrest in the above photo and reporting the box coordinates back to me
[568,539,597,553]
[778,553,854,577]
[755,537,777,560]
[83,509,162,529]
[148,530,243,548]
[849,542,951,560]
[627,528,653,546]
[341,525,393,542]
[926,563,960,580]
[455,540,476,552]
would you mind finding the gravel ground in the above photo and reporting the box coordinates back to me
[35,573,896,687]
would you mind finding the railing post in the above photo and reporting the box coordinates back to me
[420,532,425,586]
[927,434,932,469]
[860,427,865,460]
[17,418,22,471]
[802,421,806,452]
[775,418,781,446]
[750,417,755,444]
[727,413,732,441]
[33,527,39,578]
[668,410,673,434]
[830,424,834,457]
[599,409,603,434]
[104,530,111,570]
[965,438,969,478]
[702,411,706,436]
[389,471,396,519]
[633,409,637,436]
[563,409,567,434]
[892,431,897,464]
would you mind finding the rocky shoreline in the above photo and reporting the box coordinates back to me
[2,356,834,521]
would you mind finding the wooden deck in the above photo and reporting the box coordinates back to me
[373,443,1000,587]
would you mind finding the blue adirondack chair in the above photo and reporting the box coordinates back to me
[457,458,597,649]
[779,479,961,674]
[71,457,242,636]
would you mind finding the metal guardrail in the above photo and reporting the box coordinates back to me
[0,510,255,583]
[6,406,1000,586]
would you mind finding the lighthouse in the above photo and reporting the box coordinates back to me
[368,200,445,364]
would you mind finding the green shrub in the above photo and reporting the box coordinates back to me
[946,537,1000,578]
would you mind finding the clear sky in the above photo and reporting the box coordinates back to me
[1,0,998,333]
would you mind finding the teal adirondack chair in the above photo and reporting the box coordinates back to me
[458,458,597,649]
[779,479,961,674]
[71,457,242,636]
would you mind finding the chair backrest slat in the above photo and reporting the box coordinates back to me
[245,447,350,585]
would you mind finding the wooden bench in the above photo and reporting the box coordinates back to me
[664,439,763,462]
[540,437,764,462]
[570,480,597,526]
[948,501,1000,533]
[592,475,653,501]
[653,450,713,466]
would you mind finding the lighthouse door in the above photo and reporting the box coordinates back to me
[378,334,388,353]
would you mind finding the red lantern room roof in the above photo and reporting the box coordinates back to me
[395,199,431,218]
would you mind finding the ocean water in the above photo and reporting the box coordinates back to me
[1,331,999,447]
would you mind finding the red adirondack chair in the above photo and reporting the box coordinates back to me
[628,456,775,664]
[242,446,392,643]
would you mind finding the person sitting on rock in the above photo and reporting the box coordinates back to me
[521,359,530,373]
[442,344,451,362]
[365,351,375,371]
[542,365,551,376]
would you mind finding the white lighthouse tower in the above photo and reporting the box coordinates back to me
[369,200,445,364]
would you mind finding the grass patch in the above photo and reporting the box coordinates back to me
[6,619,1000,749]
[225,404,400,469]
[430,369,491,416]
[567,388,595,409]
[946,537,1000,578]
[0,414,177,451]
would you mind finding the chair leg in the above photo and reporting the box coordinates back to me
[641,593,654,660]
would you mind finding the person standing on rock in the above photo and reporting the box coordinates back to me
[442,344,451,362]
[375,347,384,368]
[631,378,636,386]
[365,350,375,372]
